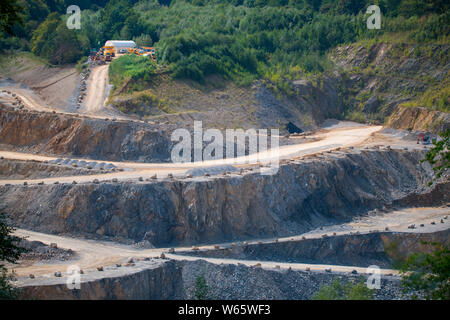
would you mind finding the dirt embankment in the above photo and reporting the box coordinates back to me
[0,105,173,162]
[0,149,443,246]
[387,105,450,134]
[0,54,78,109]
[110,70,349,133]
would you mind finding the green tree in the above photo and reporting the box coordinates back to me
[0,0,23,35]
[31,12,85,64]
[312,278,374,300]
[194,273,209,300]
[0,212,26,300]
[400,242,450,300]
[423,129,449,182]
[134,34,153,47]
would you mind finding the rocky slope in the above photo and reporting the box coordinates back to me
[1,149,444,246]
[111,42,449,134]
[387,105,450,133]
[0,105,172,162]
[331,42,449,131]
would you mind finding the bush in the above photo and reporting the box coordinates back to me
[400,242,450,300]
[194,273,209,300]
[312,278,374,300]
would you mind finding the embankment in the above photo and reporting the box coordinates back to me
[0,159,104,179]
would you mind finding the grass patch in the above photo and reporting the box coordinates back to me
[109,55,158,93]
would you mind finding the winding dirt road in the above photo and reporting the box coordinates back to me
[0,125,383,185]
[10,207,449,281]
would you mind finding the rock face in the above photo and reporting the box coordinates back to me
[331,43,449,127]
[387,105,450,134]
[0,106,172,162]
[181,230,450,268]
[19,260,405,300]
[0,150,443,246]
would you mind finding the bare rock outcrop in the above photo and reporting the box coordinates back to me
[387,105,450,134]
[0,106,172,162]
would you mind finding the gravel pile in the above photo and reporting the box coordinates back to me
[18,240,75,262]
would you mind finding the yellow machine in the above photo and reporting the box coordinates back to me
[102,46,115,61]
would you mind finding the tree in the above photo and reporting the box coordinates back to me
[422,129,449,182]
[134,34,153,47]
[0,0,23,35]
[0,212,26,300]
[400,242,450,300]
[193,273,209,300]
[31,12,85,64]
[312,278,374,300]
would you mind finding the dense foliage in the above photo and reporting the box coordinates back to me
[1,0,449,79]
[30,12,87,65]
[400,242,450,300]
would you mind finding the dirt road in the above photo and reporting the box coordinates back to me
[0,125,384,185]
[3,63,131,120]
[10,207,449,281]
[80,65,109,115]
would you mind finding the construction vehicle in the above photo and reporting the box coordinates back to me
[417,133,431,145]
[102,46,115,60]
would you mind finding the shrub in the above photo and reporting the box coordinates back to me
[312,278,374,300]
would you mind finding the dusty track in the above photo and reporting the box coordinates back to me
[80,65,109,115]
[0,125,384,185]
[10,207,449,281]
